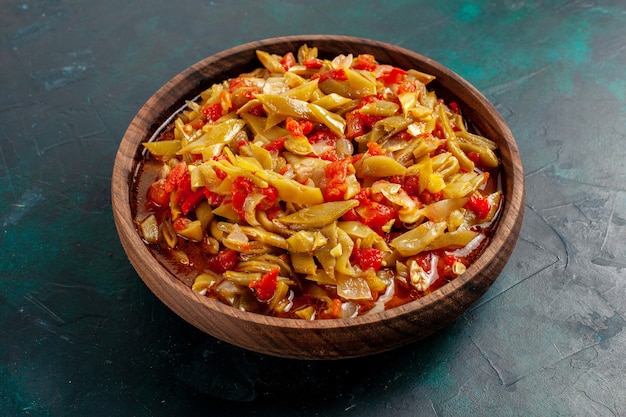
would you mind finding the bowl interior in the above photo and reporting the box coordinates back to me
[112,35,524,359]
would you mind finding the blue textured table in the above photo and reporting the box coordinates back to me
[1,1,625,415]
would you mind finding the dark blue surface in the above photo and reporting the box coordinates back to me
[1,1,625,415]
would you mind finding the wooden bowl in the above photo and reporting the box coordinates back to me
[112,35,524,359]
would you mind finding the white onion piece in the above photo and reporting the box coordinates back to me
[243,193,266,226]
[340,301,359,318]
[224,224,249,247]
[311,140,334,157]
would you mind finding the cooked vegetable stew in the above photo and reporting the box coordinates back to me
[133,45,502,319]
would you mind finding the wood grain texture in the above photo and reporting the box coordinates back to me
[111,35,525,359]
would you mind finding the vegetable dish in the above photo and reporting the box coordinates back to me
[133,45,502,320]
